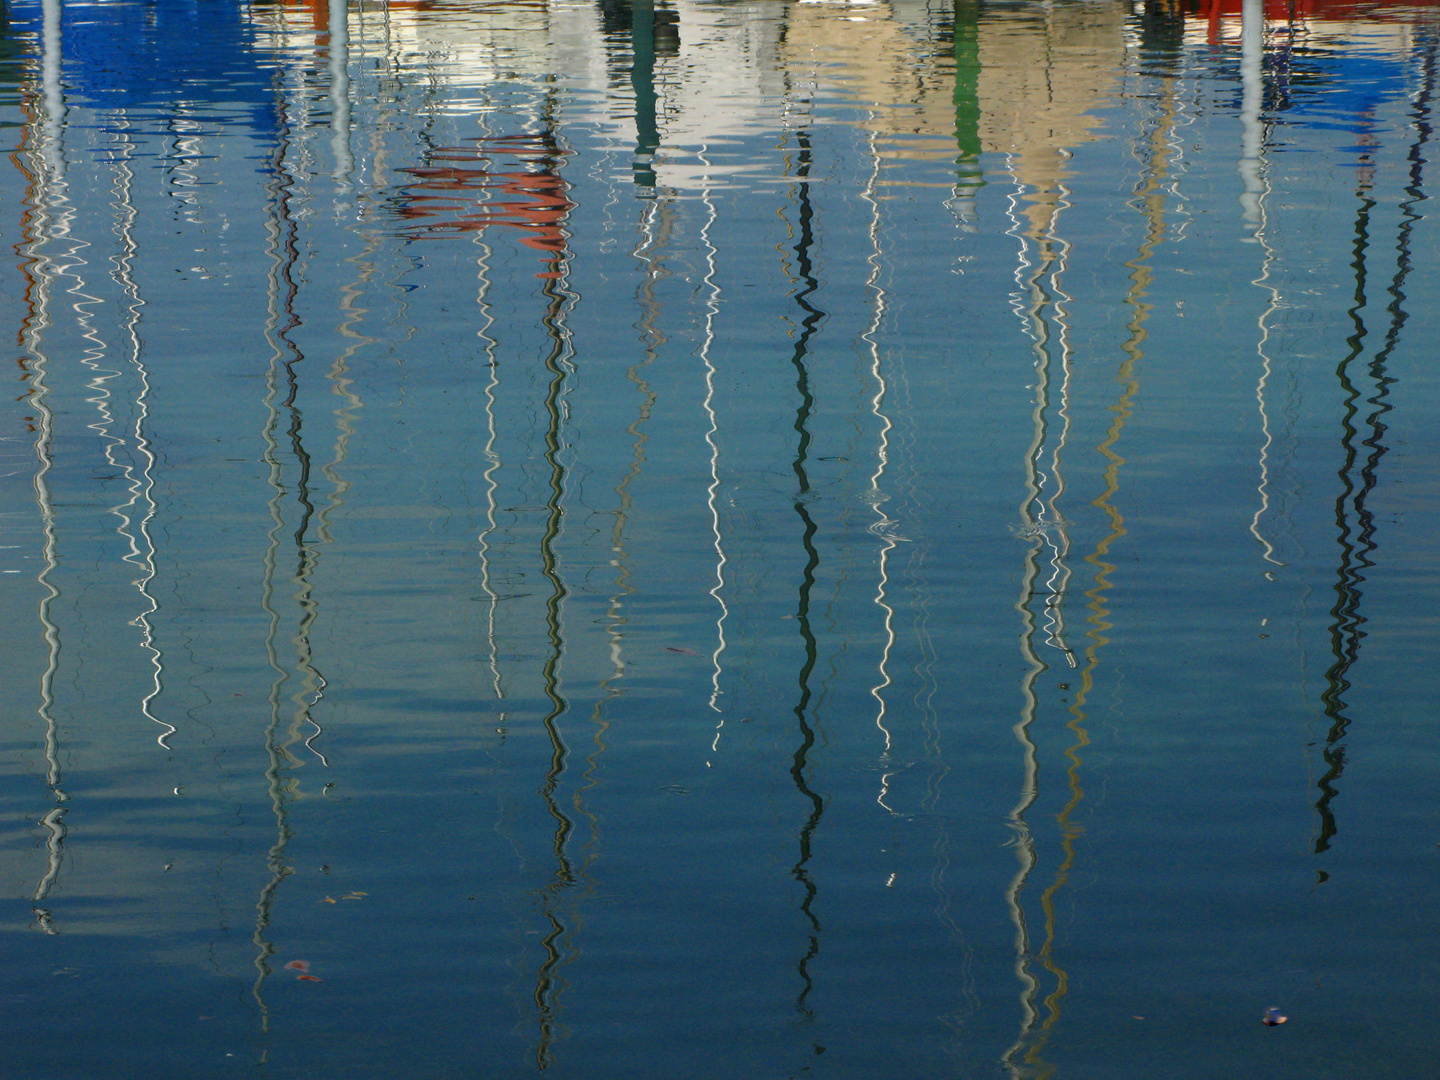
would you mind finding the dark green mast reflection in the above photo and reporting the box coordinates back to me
[531,121,578,1071]
[952,0,984,212]
[783,127,826,1032]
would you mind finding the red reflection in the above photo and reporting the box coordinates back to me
[393,135,574,279]
[1191,0,1440,41]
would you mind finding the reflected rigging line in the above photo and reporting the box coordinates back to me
[470,105,506,703]
[858,129,901,814]
[1240,0,1284,571]
[698,146,730,730]
[474,233,506,701]
[107,116,172,748]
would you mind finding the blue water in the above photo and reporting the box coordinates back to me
[0,1,1437,1076]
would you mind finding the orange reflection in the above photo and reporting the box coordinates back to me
[395,135,574,278]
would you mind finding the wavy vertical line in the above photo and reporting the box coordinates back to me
[782,125,826,1030]
[1315,35,1434,857]
[1011,63,1178,1076]
[21,0,72,932]
[697,147,730,726]
[1239,0,1286,572]
[999,166,1061,1079]
[105,116,172,749]
[531,119,578,1072]
[473,232,507,702]
[859,129,900,814]
[251,67,308,1040]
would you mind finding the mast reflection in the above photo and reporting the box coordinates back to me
[781,125,826,1032]
[1315,34,1434,857]
[20,0,71,935]
[529,114,579,1072]
[1005,17,1181,1069]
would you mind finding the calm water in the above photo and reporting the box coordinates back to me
[1,0,1438,1076]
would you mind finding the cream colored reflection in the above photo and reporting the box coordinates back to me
[1002,48,1184,1073]
[1186,7,1420,55]
[1000,165,1079,1077]
[782,0,1124,203]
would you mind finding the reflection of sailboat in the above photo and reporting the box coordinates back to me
[1314,35,1435,859]
[1003,30,1181,1072]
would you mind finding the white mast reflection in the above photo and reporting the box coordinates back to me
[1238,0,1264,225]
[107,120,171,747]
[1239,0,1285,572]
[697,148,730,739]
[474,233,506,703]
[859,128,902,816]
[329,0,355,186]
[25,0,72,934]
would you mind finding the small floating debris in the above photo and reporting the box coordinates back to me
[1261,1006,1287,1026]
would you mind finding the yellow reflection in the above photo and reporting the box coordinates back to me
[1006,50,1180,1077]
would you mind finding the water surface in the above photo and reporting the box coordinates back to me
[1,1,1439,1077]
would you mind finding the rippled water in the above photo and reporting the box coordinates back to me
[1,1,1439,1076]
